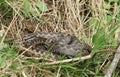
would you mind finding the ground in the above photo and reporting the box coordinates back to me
[0,0,120,77]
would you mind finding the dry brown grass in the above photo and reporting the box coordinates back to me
[0,0,120,77]
[3,0,118,44]
[3,0,93,41]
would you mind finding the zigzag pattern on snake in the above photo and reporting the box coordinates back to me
[22,32,92,56]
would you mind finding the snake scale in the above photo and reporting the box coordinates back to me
[22,32,92,57]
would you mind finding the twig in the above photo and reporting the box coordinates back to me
[104,45,120,77]
[96,49,116,53]
[19,46,38,55]
[0,0,22,45]
[42,55,91,65]
[56,66,61,77]
[0,14,17,45]
[18,46,56,62]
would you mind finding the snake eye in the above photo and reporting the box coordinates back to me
[82,50,90,56]
[82,44,92,54]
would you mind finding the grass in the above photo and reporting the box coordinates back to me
[0,0,120,77]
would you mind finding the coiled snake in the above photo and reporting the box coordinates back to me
[22,32,92,57]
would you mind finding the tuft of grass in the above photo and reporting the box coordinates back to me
[0,0,120,77]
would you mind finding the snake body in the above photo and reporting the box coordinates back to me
[22,32,92,56]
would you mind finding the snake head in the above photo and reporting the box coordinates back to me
[81,43,92,56]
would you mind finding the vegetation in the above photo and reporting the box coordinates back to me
[0,0,120,77]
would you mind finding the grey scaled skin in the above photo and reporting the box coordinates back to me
[22,32,92,57]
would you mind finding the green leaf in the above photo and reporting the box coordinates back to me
[0,0,4,3]
[36,2,48,12]
[0,55,6,67]
[103,1,111,9]
[0,36,2,41]
[0,43,8,51]
[87,17,99,27]
[0,45,17,67]
[106,15,113,25]
[109,0,119,2]
[23,0,31,12]
[92,28,106,50]
[22,0,32,17]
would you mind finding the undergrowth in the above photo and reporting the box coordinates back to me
[0,0,120,77]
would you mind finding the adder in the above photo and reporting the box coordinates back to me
[22,32,92,57]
